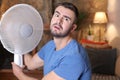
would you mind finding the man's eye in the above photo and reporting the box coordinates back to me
[65,18,69,21]
[54,14,59,17]
[64,18,70,22]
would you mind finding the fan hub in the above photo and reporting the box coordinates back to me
[20,24,33,38]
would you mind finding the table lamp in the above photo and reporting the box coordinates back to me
[93,12,108,41]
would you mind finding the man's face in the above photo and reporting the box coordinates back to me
[50,6,76,38]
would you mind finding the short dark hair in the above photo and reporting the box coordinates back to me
[54,2,79,24]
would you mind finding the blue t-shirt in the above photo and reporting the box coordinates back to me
[38,39,91,80]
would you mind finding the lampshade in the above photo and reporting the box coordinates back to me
[93,12,108,23]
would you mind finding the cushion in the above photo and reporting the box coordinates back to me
[85,47,117,75]
[80,39,111,49]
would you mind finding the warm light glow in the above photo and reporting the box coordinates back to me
[106,23,119,42]
[108,0,116,12]
[93,12,108,23]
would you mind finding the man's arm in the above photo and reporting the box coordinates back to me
[12,62,64,80]
[42,71,64,80]
[24,53,44,70]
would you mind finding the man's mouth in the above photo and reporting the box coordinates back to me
[53,23,63,30]
[54,26,60,30]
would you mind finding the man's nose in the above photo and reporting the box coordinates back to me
[57,17,63,24]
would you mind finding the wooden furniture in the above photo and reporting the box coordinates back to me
[0,69,43,80]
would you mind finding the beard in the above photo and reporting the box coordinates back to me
[50,24,72,38]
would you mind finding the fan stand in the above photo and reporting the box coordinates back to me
[14,54,23,67]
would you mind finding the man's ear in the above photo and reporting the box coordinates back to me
[71,24,77,32]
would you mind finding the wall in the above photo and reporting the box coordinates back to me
[0,0,52,25]
[107,0,120,77]
[107,0,120,50]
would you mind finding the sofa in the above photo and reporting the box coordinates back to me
[81,39,120,80]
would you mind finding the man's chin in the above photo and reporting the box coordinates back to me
[52,33,68,38]
[51,33,62,38]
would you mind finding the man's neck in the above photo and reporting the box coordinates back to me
[53,36,72,51]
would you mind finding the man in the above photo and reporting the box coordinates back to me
[12,2,91,80]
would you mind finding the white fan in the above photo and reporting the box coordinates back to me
[0,4,43,67]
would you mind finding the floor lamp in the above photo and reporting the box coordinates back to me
[93,12,108,42]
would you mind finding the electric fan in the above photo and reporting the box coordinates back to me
[0,4,43,67]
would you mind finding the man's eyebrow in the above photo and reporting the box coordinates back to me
[55,11,60,14]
